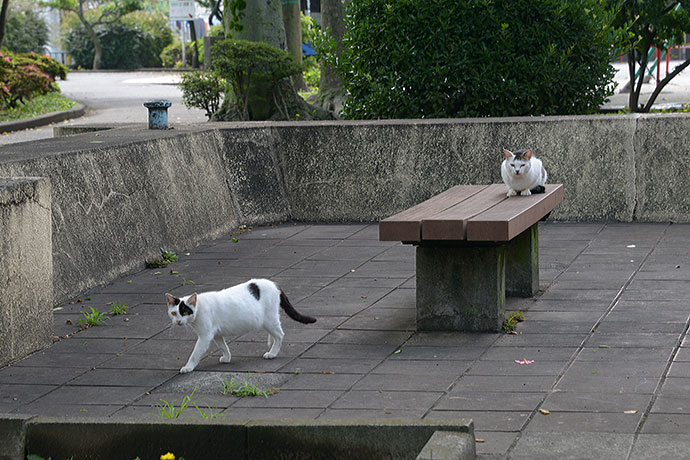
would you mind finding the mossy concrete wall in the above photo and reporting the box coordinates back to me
[0,178,52,368]
[1,114,689,363]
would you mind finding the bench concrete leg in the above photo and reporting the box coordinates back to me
[416,245,505,332]
[505,223,539,297]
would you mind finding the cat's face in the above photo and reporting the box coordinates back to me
[503,148,532,176]
[165,293,197,326]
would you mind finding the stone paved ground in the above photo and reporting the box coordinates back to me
[2,222,690,458]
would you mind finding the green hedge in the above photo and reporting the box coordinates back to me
[4,9,49,54]
[331,0,618,119]
[64,11,172,69]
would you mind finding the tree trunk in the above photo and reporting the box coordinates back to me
[216,0,333,121]
[315,0,349,113]
[283,0,308,91]
[88,27,103,70]
[0,0,9,50]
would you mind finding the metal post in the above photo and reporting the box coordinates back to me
[144,101,172,129]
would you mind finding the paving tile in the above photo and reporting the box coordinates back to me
[584,332,680,349]
[387,346,487,361]
[524,410,642,433]
[424,410,530,431]
[221,407,322,420]
[352,373,456,392]
[542,391,652,413]
[494,333,588,348]
[406,332,499,347]
[69,368,177,387]
[555,373,658,394]
[97,352,189,371]
[650,395,690,414]
[32,385,149,406]
[451,375,557,393]
[231,389,344,408]
[479,346,577,362]
[538,289,620,301]
[279,373,361,391]
[435,391,544,412]
[13,403,120,418]
[630,434,690,460]
[578,347,673,362]
[0,366,85,385]
[659,377,690,395]
[524,299,612,312]
[10,352,115,369]
[301,343,399,359]
[317,408,427,420]
[512,320,594,334]
[0,384,56,408]
[595,321,685,334]
[510,432,633,459]
[331,390,442,410]
[641,414,690,434]
[466,359,567,376]
[319,329,413,345]
[47,337,145,354]
[281,358,383,375]
[337,308,415,331]
[135,391,235,409]
[372,359,471,376]
[564,360,667,378]
[370,288,415,309]
[666,361,690,378]
[474,431,518,456]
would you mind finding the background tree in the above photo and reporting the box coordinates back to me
[47,0,141,69]
[321,0,618,120]
[282,0,307,90]
[4,4,49,53]
[0,0,10,49]
[313,0,348,112]
[215,0,332,120]
[608,0,690,112]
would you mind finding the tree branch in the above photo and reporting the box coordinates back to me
[643,56,690,111]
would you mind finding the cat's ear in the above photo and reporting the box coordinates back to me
[165,293,176,306]
[188,293,198,308]
[524,149,533,160]
[503,149,513,159]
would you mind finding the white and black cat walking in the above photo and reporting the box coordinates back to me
[501,148,548,197]
[165,279,316,373]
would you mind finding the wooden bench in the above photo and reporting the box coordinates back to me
[379,184,564,332]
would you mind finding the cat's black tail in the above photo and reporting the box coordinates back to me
[530,185,546,194]
[280,289,317,324]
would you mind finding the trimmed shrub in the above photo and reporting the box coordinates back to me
[180,71,224,119]
[4,9,49,54]
[326,0,618,119]
[0,51,64,108]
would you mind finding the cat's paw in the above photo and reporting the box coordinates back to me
[219,355,232,363]
[180,365,194,374]
[507,189,518,197]
[520,189,532,196]
[262,352,277,359]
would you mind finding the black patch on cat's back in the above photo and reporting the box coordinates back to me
[179,301,193,316]
[248,282,260,301]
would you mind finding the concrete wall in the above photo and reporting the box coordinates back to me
[1,114,690,363]
[0,178,52,368]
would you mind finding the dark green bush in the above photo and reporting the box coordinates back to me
[327,0,618,119]
[4,9,49,54]
[64,11,172,69]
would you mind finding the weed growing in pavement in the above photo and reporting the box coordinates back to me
[502,311,525,332]
[221,374,277,398]
[109,303,129,315]
[156,387,197,419]
[77,307,106,328]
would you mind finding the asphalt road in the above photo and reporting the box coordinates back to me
[0,71,207,146]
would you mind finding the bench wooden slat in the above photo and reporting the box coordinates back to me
[379,185,488,242]
[421,184,508,240]
[466,184,564,241]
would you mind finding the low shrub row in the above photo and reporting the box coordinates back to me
[0,52,68,109]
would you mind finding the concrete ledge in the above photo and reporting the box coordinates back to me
[0,103,85,134]
[0,178,52,367]
[416,431,476,460]
[2,416,473,460]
